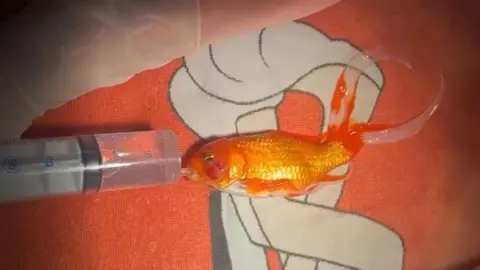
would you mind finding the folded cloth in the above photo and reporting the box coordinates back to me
[0,0,342,139]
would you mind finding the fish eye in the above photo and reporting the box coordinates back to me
[203,152,214,161]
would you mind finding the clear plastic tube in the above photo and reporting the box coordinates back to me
[342,48,445,144]
[0,130,181,202]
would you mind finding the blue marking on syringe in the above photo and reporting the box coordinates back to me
[69,142,82,191]
[42,156,55,193]
[2,157,21,173]
[45,156,54,168]
[41,141,49,193]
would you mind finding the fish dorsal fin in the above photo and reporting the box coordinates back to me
[263,130,324,144]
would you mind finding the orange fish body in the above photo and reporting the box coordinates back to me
[185,67,385,196]
[184,51,442,197]
[227,131,355,194]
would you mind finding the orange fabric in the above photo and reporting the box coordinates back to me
[0,1,479,270]
[2,61,212,270]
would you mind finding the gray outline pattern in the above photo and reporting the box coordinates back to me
[259,28,270,68]
[209,191,233,270]
[167,20,404,270]
[209,44,243,83]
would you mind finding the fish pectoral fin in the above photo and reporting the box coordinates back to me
[211,179,235,191]
[286,184,320,197]
[243,178,299,196]
[322,174,346,182]
[324,165,351,181]
[287,171,350,197]
[218,180,234,189]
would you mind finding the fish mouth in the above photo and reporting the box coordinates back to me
[181,168,201,181]
[182,168,236,192]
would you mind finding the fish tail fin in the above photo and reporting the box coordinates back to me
[326,68,359,136]
[326,50,373,140]
[324,63,365,152]
[326,48,444,145]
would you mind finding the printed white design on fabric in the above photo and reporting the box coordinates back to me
[170,21,404,270]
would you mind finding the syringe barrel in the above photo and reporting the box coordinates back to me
[0,130,181,202]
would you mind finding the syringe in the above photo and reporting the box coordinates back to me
[0,130,182,202]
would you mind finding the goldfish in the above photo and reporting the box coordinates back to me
[183,51,443,197]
